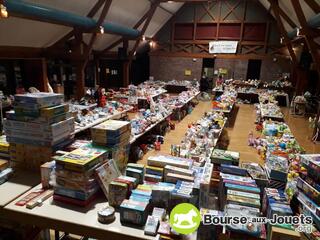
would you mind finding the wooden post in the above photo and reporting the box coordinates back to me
[23,59,49,92]
[40,58,49,92]
[95,59,100,86]
[123,61,130,87]
[290,0,320,94]
[268,0,298,66]
[76,61,86,99]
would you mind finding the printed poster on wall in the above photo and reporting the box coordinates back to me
[209,41,238,54]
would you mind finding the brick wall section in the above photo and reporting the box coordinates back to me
[150,56,291,82]
[260,58,291,82]
[150,56,203,81]
[214,58,248,80]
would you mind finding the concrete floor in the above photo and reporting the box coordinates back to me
[138,101,320,165]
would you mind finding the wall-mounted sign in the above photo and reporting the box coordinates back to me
[218,68,228,75]
[185,69,192,76]
[209,41,238,54]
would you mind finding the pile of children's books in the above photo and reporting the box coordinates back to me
[0,135,10,161]
[52,144,109,206]
[295,154,320,239]
[219,167,264,238]
[262,188,300,240]
[91,120,131,172]
[0,135,12,184]
[4,93,74,170]
[0,158,12,185]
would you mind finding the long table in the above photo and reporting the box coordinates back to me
[74,108,132,134]
[3,184,154,240]
[130,113,171,144]
[0,170,40,209]
[260,103,284,122]
[171,91,200,121]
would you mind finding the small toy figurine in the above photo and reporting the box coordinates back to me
[98,88,107,107]
[248,131,254,146]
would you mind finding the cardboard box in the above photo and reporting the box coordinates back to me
[165,172,194,183]
[120,199,149,225]
[147,155,192,169]
[268,226,300,240]
[108,181,128,207]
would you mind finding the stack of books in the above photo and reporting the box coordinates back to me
[262,188,297,239]
[219,172,263,237]
[169,180,197,211]
[4,93,74,170]
[107,175,137,207]
[262,188,292,218]
[211,149,239,166]
[241,162,268,190]
[0,159,12,185]
[53,144,109,206]
[119,183,154,226]
[265,153,288,190]
[91,120,131,172]
[0,135,12,184]
[296,154,320,235]
[0,135,10,160]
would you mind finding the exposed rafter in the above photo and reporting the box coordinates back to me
[148,0,174,15]
[160,0,210,2]
[290,0,320,93]
[268,0,298,66]
[278,6,297,29]
[50,0,105,47]
[101,1,160,54]
[305,0,320,14]
[128,0,160,62]
[84,0,113,66]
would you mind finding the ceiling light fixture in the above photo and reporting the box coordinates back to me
[99,26,104,34]
[0,2,8,18]
[296,27,301,37]
[280,37,284,44]
[142,35,146,41]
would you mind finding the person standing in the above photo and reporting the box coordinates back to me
[200,75,209,92]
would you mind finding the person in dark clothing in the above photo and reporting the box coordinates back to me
[200,75,209,92]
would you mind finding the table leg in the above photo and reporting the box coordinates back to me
[55,230,60,240]
[40,229,50,240]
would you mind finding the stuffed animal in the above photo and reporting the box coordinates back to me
[248,131,255,146]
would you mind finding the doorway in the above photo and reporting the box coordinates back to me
[202,58,215,89]
[246,59,262,80]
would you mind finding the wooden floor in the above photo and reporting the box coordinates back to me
[138,101,320,165]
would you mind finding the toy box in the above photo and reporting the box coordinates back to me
[120,199,149,225]
[108,181,128,207]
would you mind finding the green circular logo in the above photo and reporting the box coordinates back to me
[169,203,201,235]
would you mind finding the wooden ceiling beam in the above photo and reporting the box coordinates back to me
[0,46,43,59]
[268,0,298,66]
[290,0,320,93]
[278,7,297,29]
[160,0,212,2]
[148,0,174,15]
[305,0,320,13]
[149,51,286,60]
[84,0,113,67]
[50,0,105,47]
[128,0,160,63]
[101,1,158,54]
